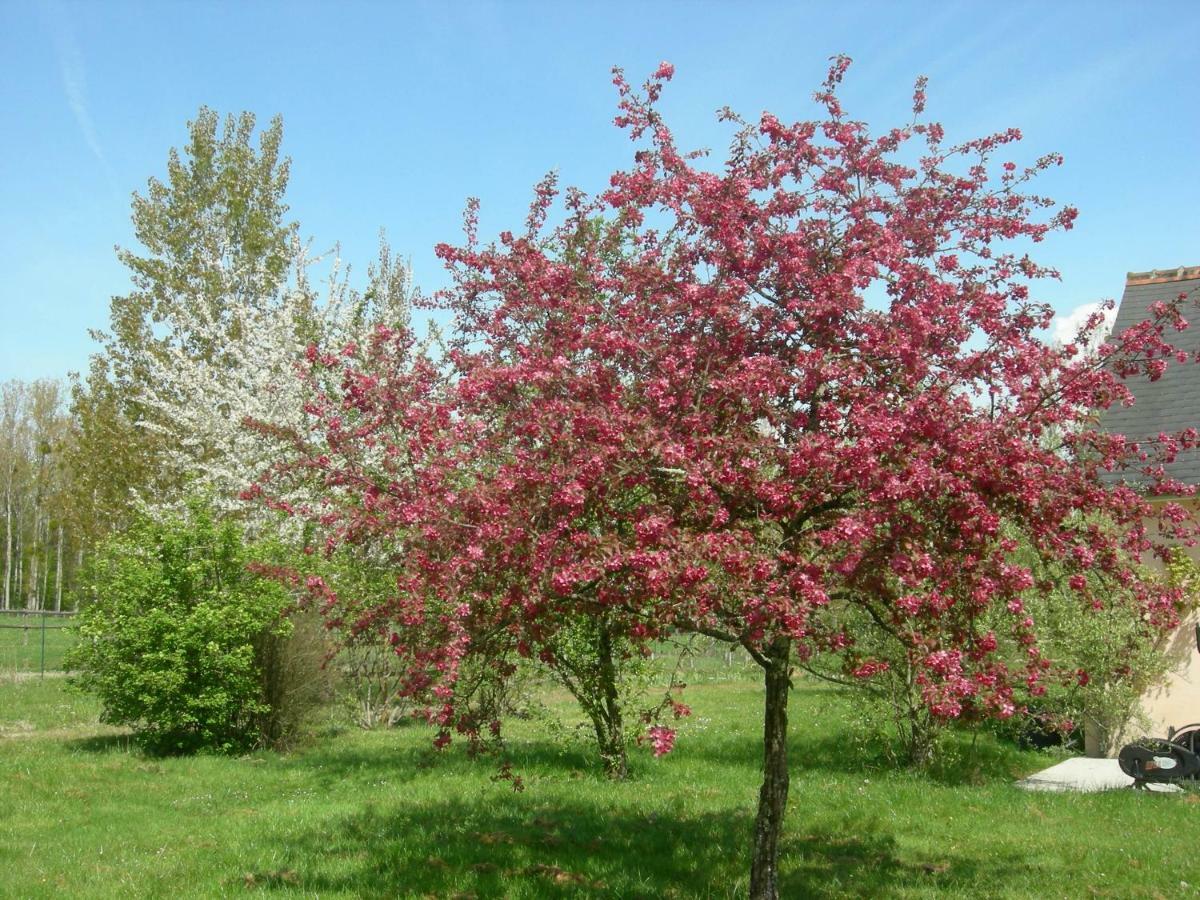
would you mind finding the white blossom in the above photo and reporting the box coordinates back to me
[137,239,412,528]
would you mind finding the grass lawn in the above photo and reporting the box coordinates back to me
[2,675,1198,899]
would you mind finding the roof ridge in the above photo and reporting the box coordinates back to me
[1126,266,1200,286]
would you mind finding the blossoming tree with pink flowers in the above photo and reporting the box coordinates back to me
[253,59,1199,899]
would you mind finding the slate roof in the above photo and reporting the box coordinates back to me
[1098,267,1200,487]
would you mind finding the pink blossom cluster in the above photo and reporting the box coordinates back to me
[647,726,676,757]
[246,57,1199,762]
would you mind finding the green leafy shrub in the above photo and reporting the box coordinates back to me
[65,503,306,754]
[1010,549,1199,754]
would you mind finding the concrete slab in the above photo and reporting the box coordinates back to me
[1015,757,1181,794]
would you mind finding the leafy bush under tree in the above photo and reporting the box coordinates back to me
[65,503,323,754]
[1015,548,1200,754]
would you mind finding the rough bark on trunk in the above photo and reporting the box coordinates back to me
[589,709,627,780]
[593,626,628,779]
[750,639,791,900]
[15,527,23,605]
[74,547,84,611]
[900,706,937,768]
[557,621,630,780]
[40,518,50,611]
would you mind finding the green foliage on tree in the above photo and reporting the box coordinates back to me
[107,106,297,383]
[533,616,643,778]
[63,357,152,548]
[800,598,952,766]
[65,501,296,754]
[2,379,77,610]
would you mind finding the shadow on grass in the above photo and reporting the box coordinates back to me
[227,712,1047,898]
[55,683,1039,793]
[285,732,633,798]
[679,726,1034,787]
[250,793,1039,899]
[60,709,1029,790]
[65,732,136,754]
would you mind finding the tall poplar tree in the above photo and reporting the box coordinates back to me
[71,108,298,540]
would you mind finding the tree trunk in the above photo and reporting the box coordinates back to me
[589,709,627,780]
[558,622,630,780]
[903,708,937,768]
[54,524,63,612]
[74,547,84,611]
[29,520,39,611]
[594,626,628,779]
[750,639,791,900]
[15,526,22,607]
[2,482,11,610]
[40,518,50,611]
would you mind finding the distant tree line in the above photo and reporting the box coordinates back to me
[0,379,75,610]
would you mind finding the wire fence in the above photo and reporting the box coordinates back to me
[0,610,76,677]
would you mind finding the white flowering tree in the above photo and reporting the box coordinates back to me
[75,108,298,539]
[136,238,413,526]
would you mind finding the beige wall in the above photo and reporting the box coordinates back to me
[1081,506,1200,756]
[1120,505,1200,752]
[1139,609,1200,740]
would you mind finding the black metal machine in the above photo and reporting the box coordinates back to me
[1117,625,1200,789]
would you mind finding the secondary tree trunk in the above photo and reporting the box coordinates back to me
[589,709,627,779]
[54,523,63,612]
[40,518,49,610]
[901,706,937,768]
[593,625,627,779]
[554,620,629,780]
[2,482,11,610]
[15,526,23,606]
[29,519,39,611]
[750,638,791,900]
[74,547,84,611]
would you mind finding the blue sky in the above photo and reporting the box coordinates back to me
[1,0,1198,382]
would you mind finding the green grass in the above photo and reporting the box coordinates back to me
[0,617,75,672]
[2,676,1199,899]
[0,674,102,733]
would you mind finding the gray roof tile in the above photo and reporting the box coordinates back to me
[1098,270,1200,486]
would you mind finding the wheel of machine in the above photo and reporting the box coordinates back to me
[1167,724,1200,778]
[1118,737,1200,784]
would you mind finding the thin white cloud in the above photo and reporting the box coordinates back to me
[1051,301,1117,350]
[58,41,105,166]
[41,0,120,198]
[960,28,1175,143]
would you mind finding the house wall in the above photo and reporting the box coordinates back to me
[1081,506,1200,756]
[1096,268,1200,750]
[1138,549,1200,742]
[1096,508,1200,755]
[1139,612,1200,739]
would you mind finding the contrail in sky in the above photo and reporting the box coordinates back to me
[41,0,122,202]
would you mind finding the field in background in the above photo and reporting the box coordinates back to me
[3,674,1199,898]
[0,611,74,674]
[0,615,752,680]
